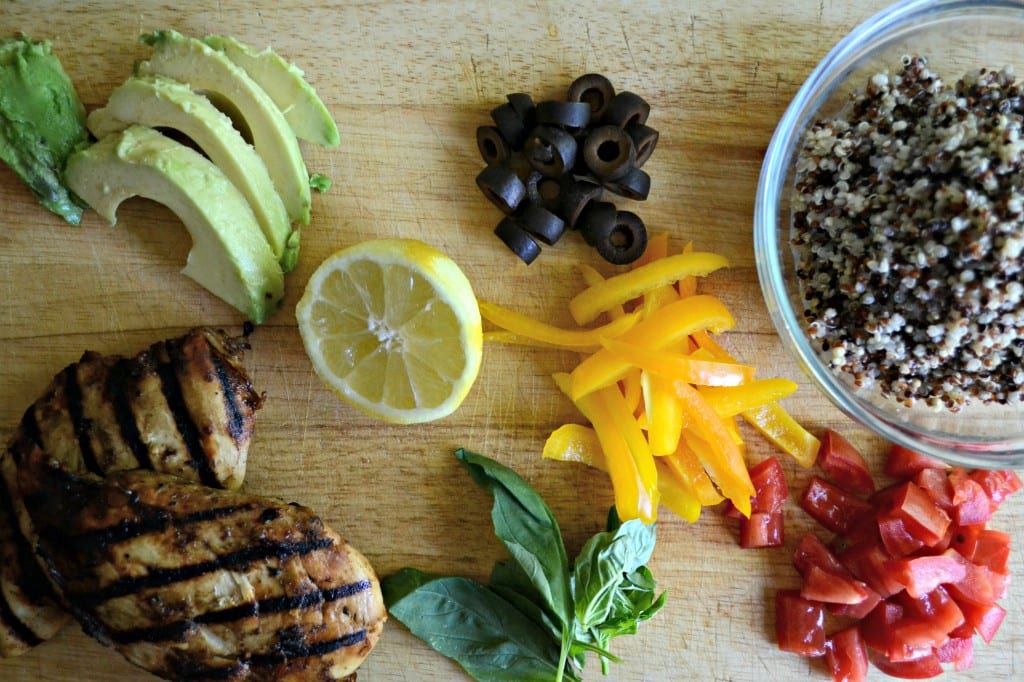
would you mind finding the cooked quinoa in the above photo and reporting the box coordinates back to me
[792,55,1024,411]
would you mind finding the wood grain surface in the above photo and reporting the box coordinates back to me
[1,1,1021,680]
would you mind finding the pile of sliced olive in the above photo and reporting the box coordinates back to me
[475,73,658,265]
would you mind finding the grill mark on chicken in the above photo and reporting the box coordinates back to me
[0,587,42,649]
[62,368,104,476]
[106,357,153,470]
[211,353,247,444]
[109,579,374,645]
[155,346,221,489]
[191,630,370,680]
[71,537,337,607]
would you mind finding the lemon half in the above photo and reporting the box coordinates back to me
[297,239,483,424]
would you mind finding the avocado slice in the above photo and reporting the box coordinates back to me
[136,30,311,225]
[65,125,284,323]
[88,76,298,271]
[0,37,89,224]
[203,35,339,147]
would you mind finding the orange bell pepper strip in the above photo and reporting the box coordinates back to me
[743,402,821,468]
[569,252,730,325]
[698,378,799,417]
[631,231,670,268]
[569,295,735,400]
[600,337,755,388]
[478,301,641,352]
[661,443,724,506]
[640,370,684,456]
[675,382,755,517]
[544,423,700,522]
[552,373,657,522]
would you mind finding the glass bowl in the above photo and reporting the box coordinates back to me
[755,0,1024,468]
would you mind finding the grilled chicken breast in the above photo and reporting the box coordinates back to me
[0,328,262,658]
[11,448,385,681]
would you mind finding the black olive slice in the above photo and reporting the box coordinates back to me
[603,91,651,129]
[576,200,618,246]
[506,92,536,128]
[476,163,527,214]
[516,203,566,245]
[595,210,648,265]
[494,215,541,264]
[491,102,529,150]
[567,73,616,121]
[602,166,651,201]
[524,125,578,177]
[476,125,510,166]
[525,171,564,212]
[559,178,604,229]
[534,100,592,130]
[625,122,659,168]
[582,125,636,181]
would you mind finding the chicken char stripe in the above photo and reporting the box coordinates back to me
[107,357,154,470]
[70,537,338,607]
[186,631,370,680]
[156,341,222,488]
[0,466,57,604]
[62,367,105,477]
[210,352,248,445]
[109,579,374,645]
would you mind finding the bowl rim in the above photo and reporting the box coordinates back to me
[754,0,1024,468]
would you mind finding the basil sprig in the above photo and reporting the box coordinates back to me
[382,449,665,681]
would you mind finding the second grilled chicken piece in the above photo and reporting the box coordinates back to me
[0,328,262,658]
[10,450,385,681]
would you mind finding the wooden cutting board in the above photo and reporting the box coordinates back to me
[1,1,1021,680]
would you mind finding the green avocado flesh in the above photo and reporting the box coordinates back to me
[0,36,88,224]
[64,125,284,323]
[88,76,297,271]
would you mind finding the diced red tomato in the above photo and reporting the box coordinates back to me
[869,650,943,678]
[860,601,903,654]
[892,586,965,650]
[946,555,996,607]
[884,445,948,478]
[818,429,875,496]
[749,456,788,514]
[739,511,784,548]
[972,529,1011,573]
[968,469,1022,508]
[876,481,951,547]
[775,589,826,657]
[955,600,1007,644]
[935,635,974,671]
[801,564,871,605]
[949,523,983,559]
[877,514,926,558]
[838,540,907,598]
[949,469,993,526]
[794,533,849,578]
[800,476,872,535]
[828,586,882,620]
[825,626,868,682]
[889,550,968,598]
[988,568,1010,601]
[912,467,954,512]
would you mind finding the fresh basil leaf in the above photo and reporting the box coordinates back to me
[381,566,442,607]
[455,449,573,631]
[489,559,561,641]
[572,519,656,630]
[387,576,577,682]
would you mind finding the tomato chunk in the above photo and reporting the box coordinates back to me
[801,564,870,605]
[860,601,903,654]
[949,469,993,526]
[884,445,948,478]
[800,476,872,535]
[739,511,784,548]
[968,469,1022,509]
[877,481,950,547]
[877,514,926,558]
[892,586,965,650]
[794,532,848,578]
[775,589,826,657]
[935,635,974,671]
[828,586,882,620]
[825,626,868,682]
[749,456,787,514]
[818,429,875,496]
[870,650,943,679]
[839,541,906,598]
[972,529,1011,573]
[912,467,954,512]
[889,550,968,598]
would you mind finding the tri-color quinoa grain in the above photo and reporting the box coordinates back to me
[792,56,1024,411]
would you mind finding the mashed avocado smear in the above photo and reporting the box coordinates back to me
[0,36,89,224]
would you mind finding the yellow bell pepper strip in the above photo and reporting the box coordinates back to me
[662,444,724,506]
[478,301,642,352]
[654,458,701,523]
[544,423,700,522]
[674,382,755,517]
[569,295,735,401]
[621,368,644,417]
[577,264,625,320]
[569,251,730,325]
[698,378,799,418]
[552,373,656,522]
[690,329,733,361]
[632,231,670,268]
[743,402,821,468]
[595,383,660,519]
[677,242,699,298]
[640,370,684,456]
[483,331,561,348]
[600,337,755,388]
[542,423,603,465]
[723,414,745,446]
